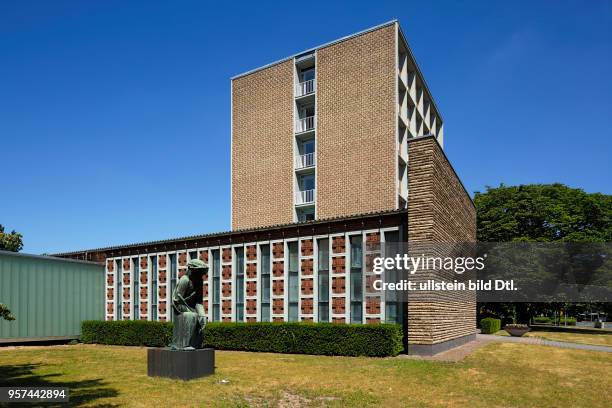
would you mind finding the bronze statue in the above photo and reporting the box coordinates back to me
[169,259,208,350]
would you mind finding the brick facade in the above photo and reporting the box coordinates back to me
[316,24,397,219]
[232,60,295,230]
[406,136,477,349]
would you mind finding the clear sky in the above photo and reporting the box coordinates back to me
[1,1,610,254]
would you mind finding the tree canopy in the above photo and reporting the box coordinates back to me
[0,224,23,252]
[475,183,611,243]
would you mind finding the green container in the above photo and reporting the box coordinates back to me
[0,250,104,342]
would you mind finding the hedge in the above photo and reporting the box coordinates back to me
[480,317,501,334]
[81,320,404,357]
[81,320,172,347]
[533,316,552,324]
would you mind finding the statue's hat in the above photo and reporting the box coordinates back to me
[187,259,208,270]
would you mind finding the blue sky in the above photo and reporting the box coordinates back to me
[1,1,610,254]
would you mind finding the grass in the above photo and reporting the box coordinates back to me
[493,330,612,347]
[0,343,611,407]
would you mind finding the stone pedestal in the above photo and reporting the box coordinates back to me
[147,348,215,380]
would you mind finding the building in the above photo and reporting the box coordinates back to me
[232,20,443,229]
[57,20,476,355]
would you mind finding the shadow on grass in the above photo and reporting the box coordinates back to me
[0,363,119,407]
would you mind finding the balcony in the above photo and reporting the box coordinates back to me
[296,116,315,133]
[296,79,315,97]
[296,189,315,206]
[295,152,315,170]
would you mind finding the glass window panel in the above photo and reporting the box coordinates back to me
[289,303,299,322]
[132,257,139,320]
[262,276,270,302]
[288,242,298,273]
[350,235,362,268]
[261,303,270,322]
[318,271,329,301]
[351,302,362,324]
[351,270,362,301]
[317,239,329,271]
[318,302,329,322]
[289,273,299,301]
[261,245,270,275]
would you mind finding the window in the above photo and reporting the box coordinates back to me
[300,174,315,191]
[115,259,121,321]
[288,242,299,322]
[301,139,315,155]
[235,247,244,322]
[169,254,177,322]
[260,244,271,322]
[350,236,363,324]
[297,208,315,222]
[151,256,158,321]
[317,238,329,322]
[132,257,139,320]
[384,231,403,324]
[189,251,197,261]
[299,67,315,83]
[212,249,220,321]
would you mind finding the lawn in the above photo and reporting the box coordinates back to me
[0,343,611,407]
[494,329,612,347]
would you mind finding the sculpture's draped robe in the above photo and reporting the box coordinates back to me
[169,274,206,350]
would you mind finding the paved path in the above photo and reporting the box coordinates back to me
[477,334,612,353]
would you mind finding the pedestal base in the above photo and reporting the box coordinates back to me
[147,348,215,380]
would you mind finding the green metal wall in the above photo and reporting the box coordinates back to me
[0,251,104,342]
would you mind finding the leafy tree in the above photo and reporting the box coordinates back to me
[0,224,23,252]
[0,304,15,321]
[475,183,611,243]
[475,184,612,323]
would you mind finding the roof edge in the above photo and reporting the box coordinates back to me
[231,19,398,81]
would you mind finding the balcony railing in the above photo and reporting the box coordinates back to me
[296,189,315,205]
[295,152,315,169]
[296,79,315,97]
[296,116,315,133]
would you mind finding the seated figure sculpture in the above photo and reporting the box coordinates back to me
[169,259,208,350]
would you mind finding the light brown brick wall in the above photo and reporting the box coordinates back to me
[232,60,295,230]
[406,136,477,346]
[316,24,397,219]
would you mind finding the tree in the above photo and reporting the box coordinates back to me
[475,183,611,243]
[0,304,15,321]
[475,184,612,323]
[0,224,23,252]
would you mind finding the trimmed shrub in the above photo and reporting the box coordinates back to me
[558,317,576,326]
[204,322,403,357]
[480,317,501,334]
[533,316,552,324]
[81,320,172,347]
[80,321,404,357]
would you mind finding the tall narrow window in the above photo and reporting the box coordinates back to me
[350,236,363,324]
[288,242,299,322]
[260,244,271,322]
[115,259,121,321]
[235,247,244,322]
[317,238,329,322]
[212,249,220,321]
[151,256,158,321]
[384,231,402,324]
[169,254,177,322]
[132,257,139,320]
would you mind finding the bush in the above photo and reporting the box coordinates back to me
[81,320,172,347]
[480,317,501,334]
[533,316,552,324]
[81,321,404,357]
[204,322,403,357]
[558,317,576,326]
